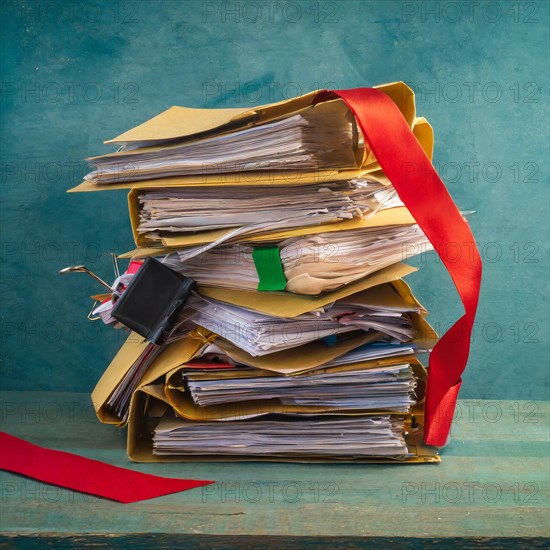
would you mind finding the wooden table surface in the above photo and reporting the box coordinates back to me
[0,392,548,548]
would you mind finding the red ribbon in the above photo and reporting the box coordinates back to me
[324,87,482,446]
[0,431,213,503]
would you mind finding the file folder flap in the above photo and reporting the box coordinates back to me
[166,389,344,422]
[206,283,437,375]
[343,282,426,314]
[410,313,438,350]
[214,331,380,375]
[105,105,255,145]
[390,278,427,313]
[70,169,360,193]
[138,332,208,389]
[104,82,414,146]
[91,331,205,425]
[198,262,417,318]
[91,332,149,423]
[138,380,170,405]
[306,354,424,380]
[392,278,439,349]
[83,98,361,191]
[412,117,434,160]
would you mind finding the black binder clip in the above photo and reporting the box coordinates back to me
[111,257,195,344]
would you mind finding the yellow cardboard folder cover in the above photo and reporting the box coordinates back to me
[162,357,428,422]
[70,81,431,194]
[110,282,439,463]
[200,263,422,318]
[120,205,418,257]
[91,262,418,423]
[92,264,437,435]
[91,331,206,425]
[122,317,437,462]
[121,123,431,249]
[124,117,431,249]
[125,199,419,252]
[126,373,439,464]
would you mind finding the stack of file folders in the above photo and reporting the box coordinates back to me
[68,82,446,463]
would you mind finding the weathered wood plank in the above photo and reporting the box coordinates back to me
[1,535,550,549]
[0,392,548,540]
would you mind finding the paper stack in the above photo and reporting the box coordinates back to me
[67,82,443,463]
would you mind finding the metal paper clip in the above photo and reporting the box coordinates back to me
[59,265,120,295]
[111,253,120,279]
[87,300,102,321]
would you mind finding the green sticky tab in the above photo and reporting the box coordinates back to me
[252,246,287,291]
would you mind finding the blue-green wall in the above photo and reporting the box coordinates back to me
[1,0,548,399]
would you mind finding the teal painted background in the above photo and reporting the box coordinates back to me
[0,0,548,399]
